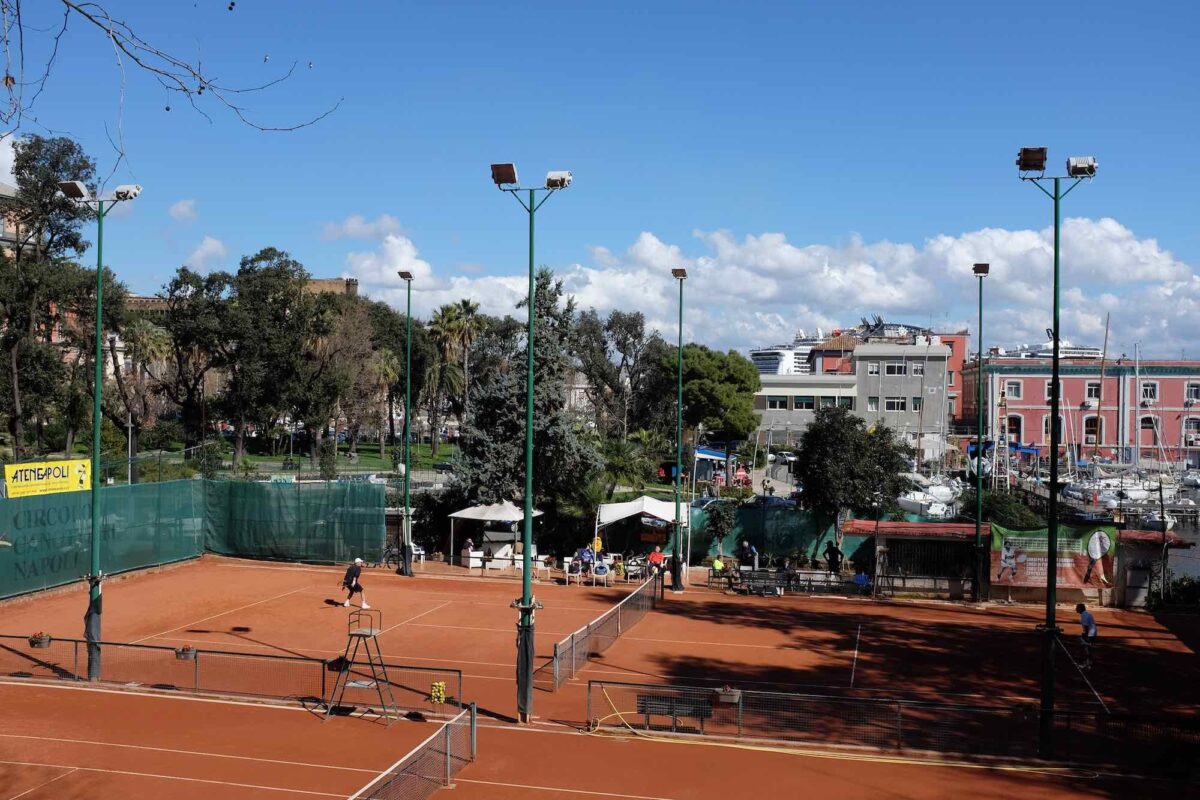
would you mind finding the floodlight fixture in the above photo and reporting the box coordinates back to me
[545,170,572,189]
[671,268,688,279]
[1045,327,1055,341]
[1016,147,1048,173]
[58,181,90,200]
[398,271,414,281]
[973,263,990,276]
[490,163,518,186]
[1065,156,1097,178]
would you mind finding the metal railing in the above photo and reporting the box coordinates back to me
[533,573,661,691]
[348,703,477,800]
[586,679,1200,770]
[0,634,463,711]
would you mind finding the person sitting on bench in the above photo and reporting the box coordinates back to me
[712,556,738,593]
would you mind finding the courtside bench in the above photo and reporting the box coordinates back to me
[636,693,714,733]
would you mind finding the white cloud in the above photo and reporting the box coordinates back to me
[186,236,228,271]
[343,218,1198,360]
[168,199,197,221]
[322,214,403,240]
[0,138,14,185]
[344,233,434,286]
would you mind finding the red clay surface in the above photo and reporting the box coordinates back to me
[0,681,435,799]
[1,555,1196,798]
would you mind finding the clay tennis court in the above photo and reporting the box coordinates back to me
[1,556,1196,798]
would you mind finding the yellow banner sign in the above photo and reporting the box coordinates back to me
[4,459,91,499]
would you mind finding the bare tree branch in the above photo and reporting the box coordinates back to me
[1,0,339,146]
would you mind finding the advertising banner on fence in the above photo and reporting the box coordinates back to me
[991,523,1116,589]
[3,460,91,499]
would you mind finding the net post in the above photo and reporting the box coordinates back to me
[457,670,464,709]
[470,702,477,759]
[587,681,593,727]
[737,692,744,737]
[617,602,623,635]
[570,633,577,681]
[72,640,79,680]
[193,650,200,691]
[895,701,903,751]
[552,641,560,688]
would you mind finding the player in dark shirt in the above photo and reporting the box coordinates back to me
[342,557,369,609]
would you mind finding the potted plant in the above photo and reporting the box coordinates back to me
[28,632,51,649]
[174,645,197,661]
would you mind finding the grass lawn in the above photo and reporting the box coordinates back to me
[242,441,458,472]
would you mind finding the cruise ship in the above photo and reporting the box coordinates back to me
[748,330,827,375]
[990,340,1103,360]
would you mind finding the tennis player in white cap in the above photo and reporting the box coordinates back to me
[341,557,369,609]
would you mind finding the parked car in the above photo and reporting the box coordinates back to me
[743,495,796,509]
[690,496,738,511]
[433,461,454,472]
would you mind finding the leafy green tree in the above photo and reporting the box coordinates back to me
[454,270,601,548]
[573,309,665,439]
[960,488,1045,529]
[104,317,171,479]
[151,268,228,447]
[0,135,98,459]
[794,406,913,528]
[366,300,432,447]
[213,248,309,466]
[455,298,484,429]
[706,501,737,557]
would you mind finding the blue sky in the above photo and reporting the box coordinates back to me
[7,1,1199,357]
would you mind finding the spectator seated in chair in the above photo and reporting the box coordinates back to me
[647,545,666,575]
[853,568,872,595]
[782,558,800,589]
[712,556,738,593]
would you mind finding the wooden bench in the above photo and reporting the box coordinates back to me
[636,694,714,733]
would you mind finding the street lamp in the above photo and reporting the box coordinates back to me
[58,179,143,680]
[398,270,415,577]
[972,262,989,603]
[671,267,688,593]
[489,162,571,723]
[1016,147,1097,758]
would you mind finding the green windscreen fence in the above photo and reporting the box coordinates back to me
[204,480,385,564]
[0,479,385,600]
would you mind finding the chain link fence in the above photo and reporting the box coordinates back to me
[348,704,477,800]
[533,574,662,691]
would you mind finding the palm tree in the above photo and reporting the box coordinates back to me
[425,305,464,456]
[455,299,482,429]
[108,318,171,479]
[599,436,654,499]
[374,347,400,454]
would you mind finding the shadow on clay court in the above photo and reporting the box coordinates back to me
[649,597,1200,713]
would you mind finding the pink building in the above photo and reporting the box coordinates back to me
[962,355,1200,468]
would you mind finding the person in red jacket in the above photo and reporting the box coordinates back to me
[647,545,666,575]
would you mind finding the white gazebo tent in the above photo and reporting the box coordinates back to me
[448,501,543,567]
[594,495,691,580]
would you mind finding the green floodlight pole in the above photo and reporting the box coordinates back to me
[57,180,142,680]
[490,164,570,723]
[671,268,688,593]
[972,262,990,603]
[398,270,414,576]
[1016,148,1096,759]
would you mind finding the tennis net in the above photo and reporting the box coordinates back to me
[0,634,463,712]
[349,704,477,800]
[533,573,661,691]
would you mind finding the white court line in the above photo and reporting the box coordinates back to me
[130,585,314,643]
[1054,636,1110,713]
[0,733,377,774]
[458,778,680,800]
[623,636,786,650]
[0,760,343,797]
[7,767,76,800]
[0,678,314,712]
[376,601,453,635]
[850,624,862,687]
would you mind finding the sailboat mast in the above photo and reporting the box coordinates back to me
[1094,313,1109,463]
